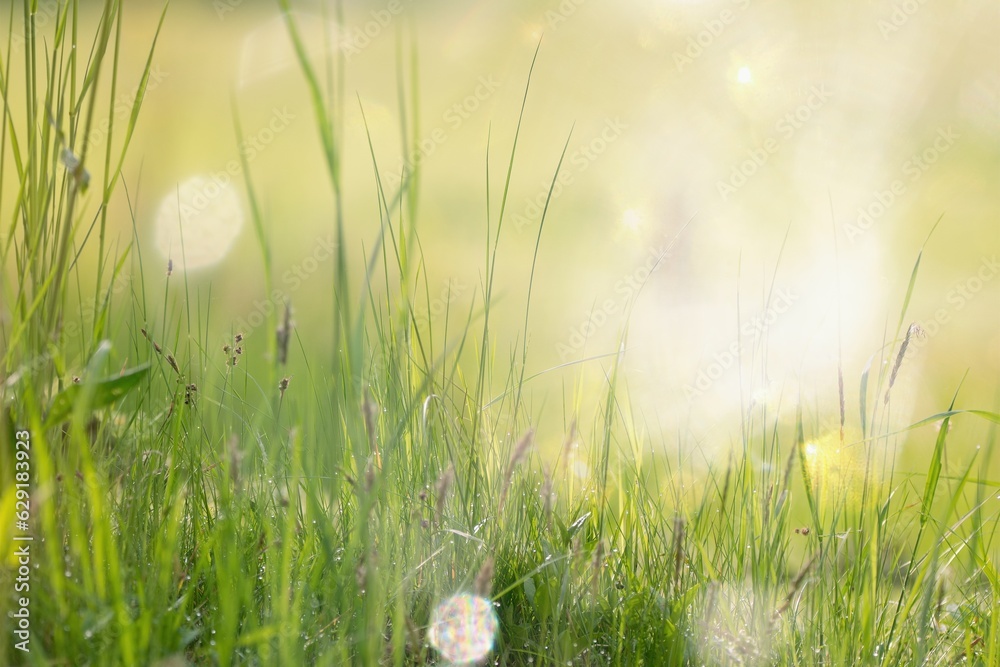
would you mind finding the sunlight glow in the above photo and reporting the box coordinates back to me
[802,431,863,505]
[523,23,544,42]
[737,66,753,84]
[621,208,643,232]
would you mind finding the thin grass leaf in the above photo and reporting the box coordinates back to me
[46,360,150,428]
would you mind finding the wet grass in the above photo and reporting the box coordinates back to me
[2,2,1000,665]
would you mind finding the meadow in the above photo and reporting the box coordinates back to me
[2,1,1000,665]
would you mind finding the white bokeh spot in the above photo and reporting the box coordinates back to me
[154,174,243,271]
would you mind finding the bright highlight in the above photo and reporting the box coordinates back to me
[427,594,499,663]
[154,174,243,271]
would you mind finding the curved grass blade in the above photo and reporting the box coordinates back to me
[45,359,150,428]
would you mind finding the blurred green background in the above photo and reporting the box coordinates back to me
[3,0,998,465]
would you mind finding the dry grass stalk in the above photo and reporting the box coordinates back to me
[434,465,454,526]
[591,540,605,598]
[671,516,686,594]
[474,557,495,597]
[780,443,797,499]
[884,323,923,405]
[499,429,534,511]
[141,326,167,357]
[276,300,292,366]
[561,420,578,464]
[540,466,554,523]
[772,552,818,620]
[362,391,381,467]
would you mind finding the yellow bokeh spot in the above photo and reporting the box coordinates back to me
[802,429,863,504]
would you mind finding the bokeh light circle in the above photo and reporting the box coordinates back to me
[427,594,499,664]
[154,174,243,271]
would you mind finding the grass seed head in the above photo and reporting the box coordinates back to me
[276,300,293,365]
[671,516,686,591]
[500,429,534,511]
[474,557,495,597]
[540,467,554,521]
[885,322,924,404]
[362,391,380,465]
[435,465,454,526]
[591,540,605,596]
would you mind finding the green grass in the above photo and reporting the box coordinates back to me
[2,2,1000,665]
